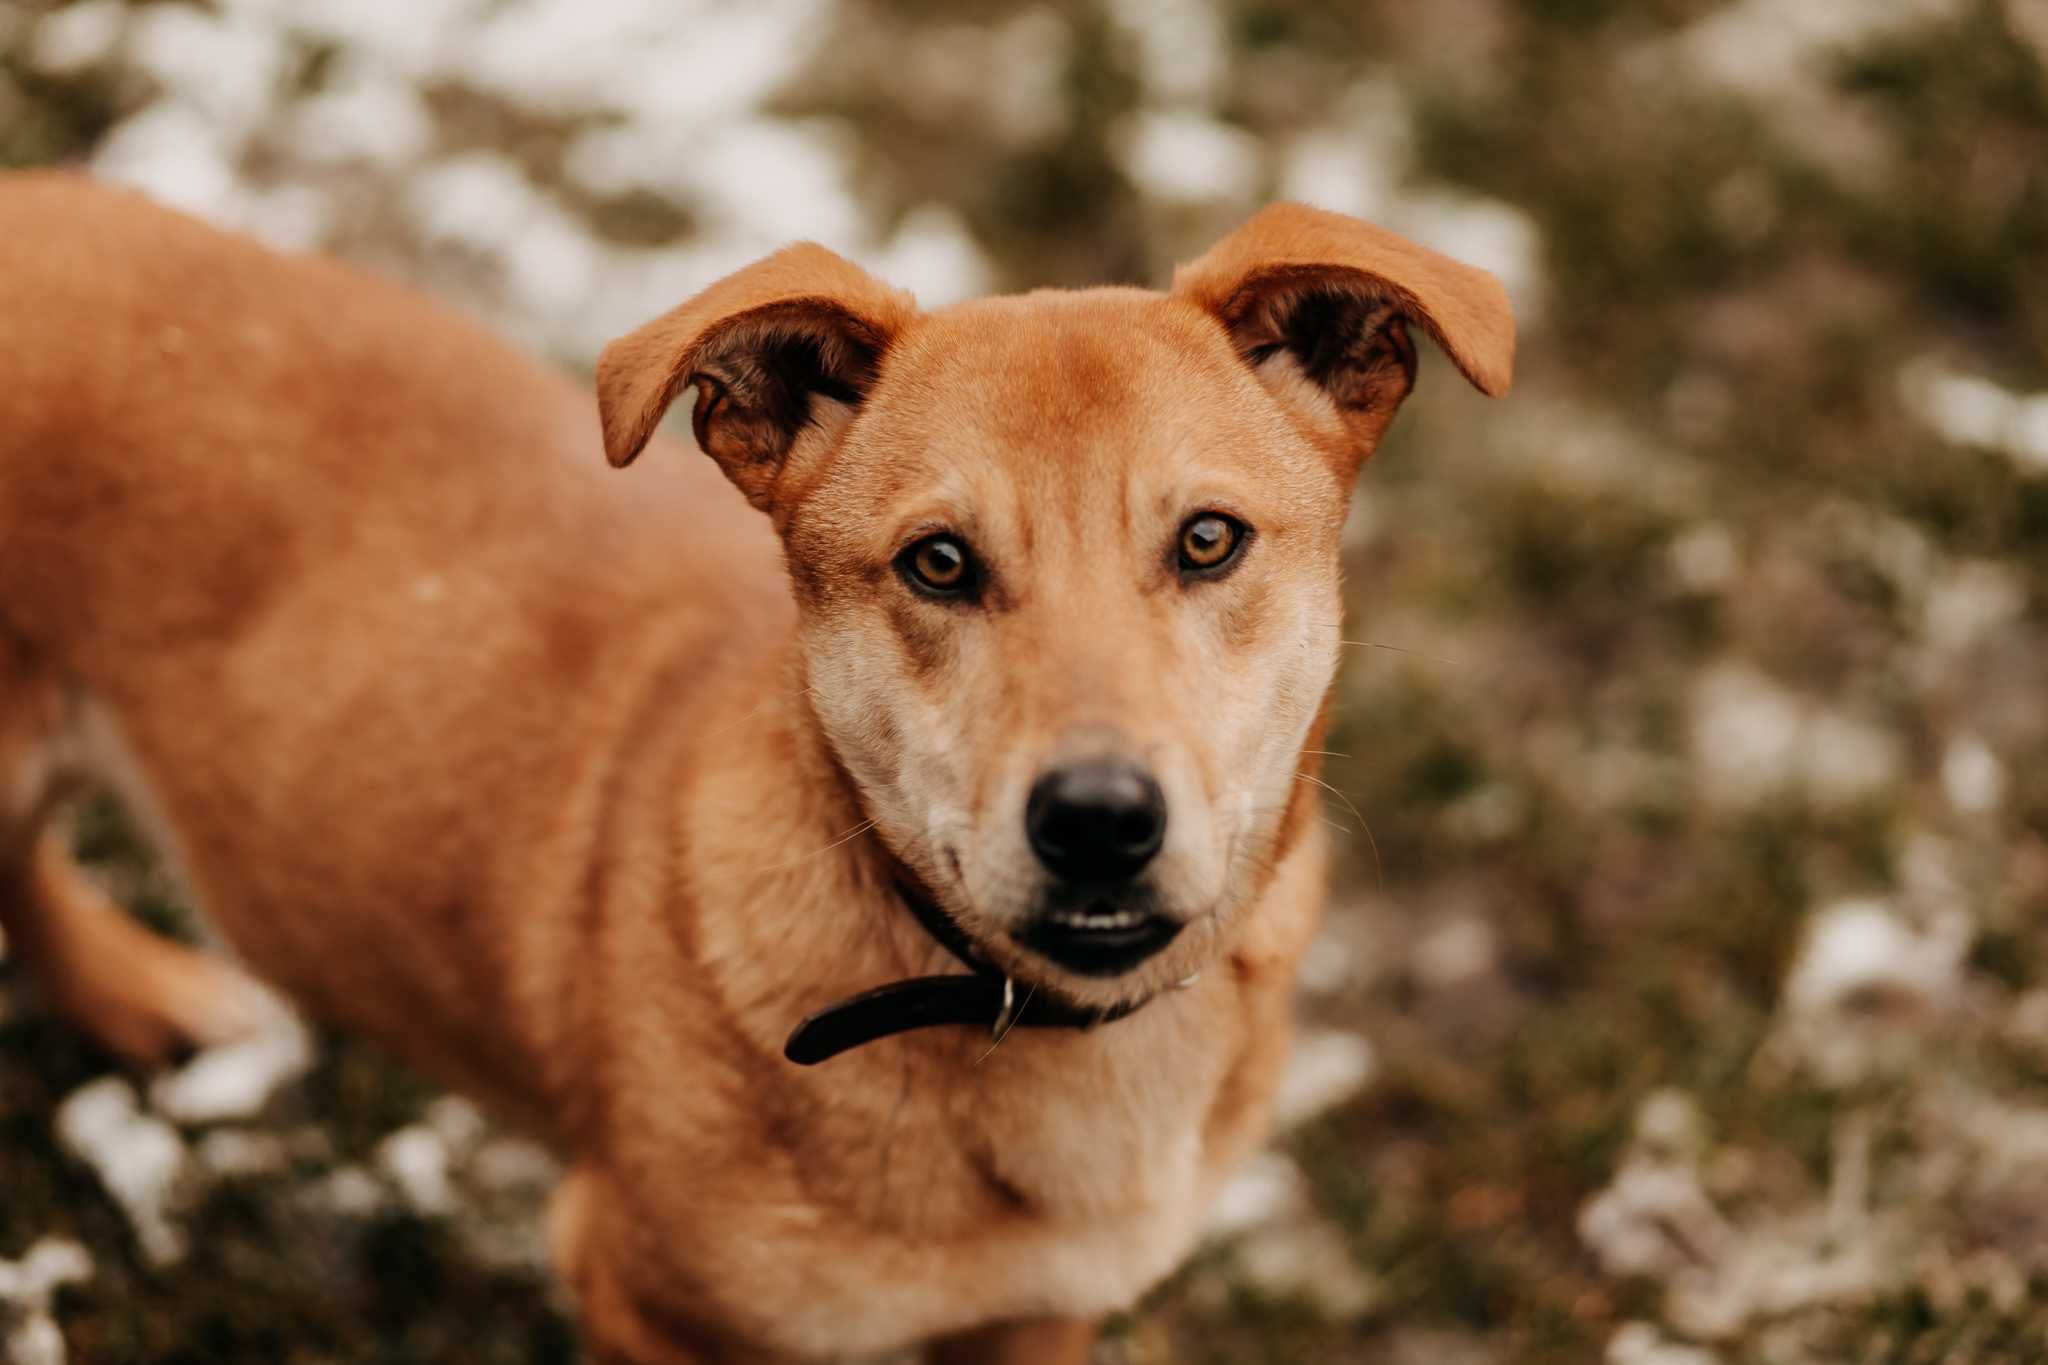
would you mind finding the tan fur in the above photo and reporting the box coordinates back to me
[0,172,1510,1362]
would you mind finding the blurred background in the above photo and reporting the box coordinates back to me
[2,1,2046,1361]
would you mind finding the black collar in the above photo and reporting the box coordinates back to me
[781,878,1151,1066]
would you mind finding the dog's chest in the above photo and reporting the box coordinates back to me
[741,1017,1233,1356]
[751,1131,1213,1359]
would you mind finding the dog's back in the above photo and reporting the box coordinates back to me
[0,172,768,663]
[0,173,783,1126]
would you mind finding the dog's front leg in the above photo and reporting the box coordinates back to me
[548,1167,746,1365]
[925,1317,1097,1365]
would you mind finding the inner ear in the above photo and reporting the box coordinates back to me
[688,302,890,479]
[1229,270,1419,430]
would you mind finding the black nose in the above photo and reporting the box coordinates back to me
[1025,759,1167,886]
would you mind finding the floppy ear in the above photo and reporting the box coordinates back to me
[1172,203,1514,466]
[595,243,917,513]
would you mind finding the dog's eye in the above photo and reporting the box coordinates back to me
[1178,513,1246,576]
[899,534,977,599]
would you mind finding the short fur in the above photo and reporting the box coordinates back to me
[0,179,1511,1363]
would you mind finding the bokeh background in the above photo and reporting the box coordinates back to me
[3,1,2047,1361]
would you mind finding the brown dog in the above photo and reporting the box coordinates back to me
[0,172,1511,1362]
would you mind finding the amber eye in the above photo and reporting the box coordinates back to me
[899,534,977,598]
[1178,513,1246,575]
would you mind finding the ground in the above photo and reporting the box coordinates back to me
[2,1,2046,1361]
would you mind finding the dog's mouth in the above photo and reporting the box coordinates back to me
[1016,901,1184,977]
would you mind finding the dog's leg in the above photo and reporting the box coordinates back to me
[925,1317,1097,1365]
[548,1168,739,1365]
[1,822,286,1067]
[0,632,284,1067]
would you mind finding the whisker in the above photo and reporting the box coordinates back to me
[1295,771,1383,890]
[975,981,1036,1066]
[760,817,875,872]
[708,685,819,738]
[1339,638,1458,668]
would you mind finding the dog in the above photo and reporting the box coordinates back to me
[0,172,1512,1362]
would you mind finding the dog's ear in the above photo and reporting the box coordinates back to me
[596,244,917,512]
[1172,203,1514,467]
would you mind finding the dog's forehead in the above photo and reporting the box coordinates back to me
[849,288,1289,490]
[877,289,1244,422]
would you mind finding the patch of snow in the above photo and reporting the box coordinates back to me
[404,152,549,255]
[1688,665,1804,803]
[54,1077,191,1266]
[1922,559,2026,654]
[1232,1217,1380,1319]
[900,10,1072,148]
[149,1017,314,1125]
[2015,0,2048,65]
[236,182,335,252]
[1279,129,1393,223]
[28,0,126,75]
[1296,926,1361,996]
[126,6,288,129]
[1410,914,1496,991]
[1663,1209,1902,1340]
[1608,1322,1722,1365]
[426,1096,490,1157]
[470,1137,559,1196]
[1659,0,1960,102]
[4,1315,68,1365]
[501,209,604,320]
[561,121,699,202]
[1801,708,1905,809]
[0,1238,93,1313]
[280,70,436,168]
[446,0,826,122]
[1271,1029,1376,1130]
[1634,1089,1710,1164]
[1116,110,1262,205]
[195,1129,294,1180]
[1689,664,1901,810]
[1900,358,2048,475]
[1581,1089,1734,1280]
[1392,191,1546,326]
[377,1124,456,1216]
[860,203,993,309]
[1497,400,1705,510]
[91,102,245,224]
[1276,80,1412,225]
[1580,1161,1733,1280]
[979,9,1071,146]
[254,0,487,80]
[300,1164,390,1219]
[1204,1150,1310,1238]
[1667,523,1739,594]
[688,117,867,250]
[1106,0,1227,106]
[1941,734,2007,815]
[1783,898,1968,1017]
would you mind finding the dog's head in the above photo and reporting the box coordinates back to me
[598,205,1512,1007]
